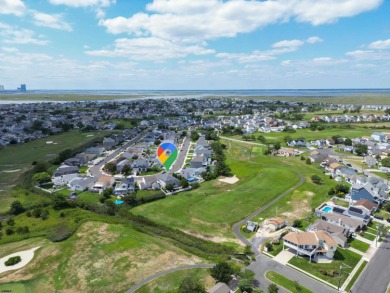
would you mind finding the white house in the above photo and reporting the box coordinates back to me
[283,230,338,261]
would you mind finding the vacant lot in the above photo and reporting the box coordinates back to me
[0,222,202,293]
[133,141,300,242]
[136,268,214,293]
[0,131,108,212]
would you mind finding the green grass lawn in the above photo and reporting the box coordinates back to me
[135,268,214,293]
[0,221,204,293]
[288,249,362,286]
[0,130,108,212]
[348,238,370,253]
[227,126,375,145]
[0,283,26,293]
[78,166,89,174]
[267,241,284,256]
[371,171,389,180]
[331,198,350,208]
[265,271,314,293]
[361,232,376,241]
[345,260,368,292]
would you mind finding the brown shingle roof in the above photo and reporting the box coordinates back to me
[354,199,378,211]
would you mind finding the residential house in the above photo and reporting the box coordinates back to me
[246,221,259,232]
[114,177,135,195]
[190,156,205,168]
[68,177,96,191]
[92,176,115,193]
[353,199,378,214]
[53,165,79,177]
[371,132,387,143]
[364,156,378,168]
[267,217,287,231]
[138,175,160,190]
[85,147,105,156]
[350,182,387,204]
[180,167,206,179]
[326,138,335,146]
[277,148,299,157]
[287,140,306,147]
[208,282,230,293]
[283,230,338,261]
[157,173,181,189]
[319,213,364,233]
[307,220,349,247]
[309,150,329,163]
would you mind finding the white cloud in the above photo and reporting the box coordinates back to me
[346,50,390,60]
[0,0,26,16]
[368,39,390,50]
[100,0,382,43]
[1,47,19,52]
[31,11,72,31]
[272,39,304,48]
[85,37,215,61]
[307,36,323,44]
[217,37,317,63]
[0,22,49,45]
[48,0,115,8]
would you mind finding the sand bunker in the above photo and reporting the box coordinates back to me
[0,247,40,274]
[218,175,239,184]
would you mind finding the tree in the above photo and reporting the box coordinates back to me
[52,195,69,210]
[104,162,117,174]
[344,138,352,146]
[283,135,292,143]
[210,262,234,283]
[180,178,189,188]
[311,175,322,185]
[355,143,368,156]
[190,131,200,142]
[257,135,266,143]
[121,164,132,175]
[300,155,305,161]
[384,202,390,213]
[274,142,281,150]
[381,157,390,168]
[306,158,312,164]
[238,278,253,293]
[293,219,302,228]
[242,134,250,141]
[32,172,51,185]
[178,275,206,293]
[103,187,113,198]
[165,183,174,191]
[154,139,161,146]
[9,201,25,215]
[268,284,279,293]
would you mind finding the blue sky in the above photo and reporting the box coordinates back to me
[0,0,389,90]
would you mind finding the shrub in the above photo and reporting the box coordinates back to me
[4,256,21,266]
[47,224,73,242]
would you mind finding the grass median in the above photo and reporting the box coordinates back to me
[265,271,314,293]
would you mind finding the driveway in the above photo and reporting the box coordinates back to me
[273,249,296,265]
[170,130,191,173]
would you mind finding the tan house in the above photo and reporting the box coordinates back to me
[283,230,338,261]
[92,176,115,193]
[277,148,299,157]
[267,217,287,231]
[353,199,378,215]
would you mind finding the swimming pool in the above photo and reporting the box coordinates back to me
[114,200,124,205]
[321,206,333,213]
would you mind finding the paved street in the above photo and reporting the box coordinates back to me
[89,130,148,179]
[248,254,336,293]
[170,131,191,173]
[353,232,390,293]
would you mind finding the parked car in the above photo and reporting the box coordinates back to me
[374,215,384,220]
[346,163,352,167]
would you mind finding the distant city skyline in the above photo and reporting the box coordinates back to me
[0,0,389,90]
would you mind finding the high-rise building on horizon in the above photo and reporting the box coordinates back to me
[17,84,27,92]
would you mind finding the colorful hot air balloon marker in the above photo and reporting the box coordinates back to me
[157,142,178,171]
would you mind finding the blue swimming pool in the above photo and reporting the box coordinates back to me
[321,206,333,213]
[114,200,124,205]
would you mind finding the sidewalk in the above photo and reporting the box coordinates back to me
[355,235,373,245]
[340,257,367,292]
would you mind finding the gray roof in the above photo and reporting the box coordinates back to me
[208,282,230,293]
